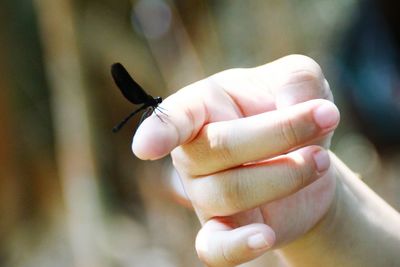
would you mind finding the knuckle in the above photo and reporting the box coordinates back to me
[286,69,321,87]
[279,117,300,148]
[212,67,246,81]
[208,125,235,165]
[284,55,324,87]
[219,176,243,213]
[196,246,234,267]
[171,147,200,175]
[222,245,240,267]
[191,174,243,216]
[284,158,308,190]
[287,54,323,76]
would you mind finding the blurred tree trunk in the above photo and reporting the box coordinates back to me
[33,0,105,267]
[0,36,22,243]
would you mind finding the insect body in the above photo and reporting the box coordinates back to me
[111,63,164,132]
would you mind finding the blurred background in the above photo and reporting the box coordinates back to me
[0,0,399,266]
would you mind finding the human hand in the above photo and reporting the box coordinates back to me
[132,55,340,266]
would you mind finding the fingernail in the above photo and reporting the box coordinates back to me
[247,233,270,250]
[313,149,330,173]
[313,103,339,129]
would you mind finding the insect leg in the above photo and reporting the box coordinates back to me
[157,105,167,111]
[155,106,168,116]
[153,108,166,123]
[112,105,148,132]
[138,107,154,126]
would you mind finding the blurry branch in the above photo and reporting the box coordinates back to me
[33,0,105,267]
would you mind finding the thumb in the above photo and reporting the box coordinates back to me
[196,219,276,267]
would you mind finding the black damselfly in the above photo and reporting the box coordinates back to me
[111,63,166,132]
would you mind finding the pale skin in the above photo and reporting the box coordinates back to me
[132,55,400,266]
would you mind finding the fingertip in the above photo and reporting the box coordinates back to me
[293,145,331,181]
[312,148,330,174]
[132,117,179,160]
[313,100,340,130]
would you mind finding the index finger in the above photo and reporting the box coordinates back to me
[132,55,330,160]
[132,78,239,160]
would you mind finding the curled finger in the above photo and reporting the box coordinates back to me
[186,146,330,217]
[196,219,276,267]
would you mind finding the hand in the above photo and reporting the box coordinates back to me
[132,55,340,266]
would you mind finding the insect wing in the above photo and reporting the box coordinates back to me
[138,107,154,126]
[111,63,149,104]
